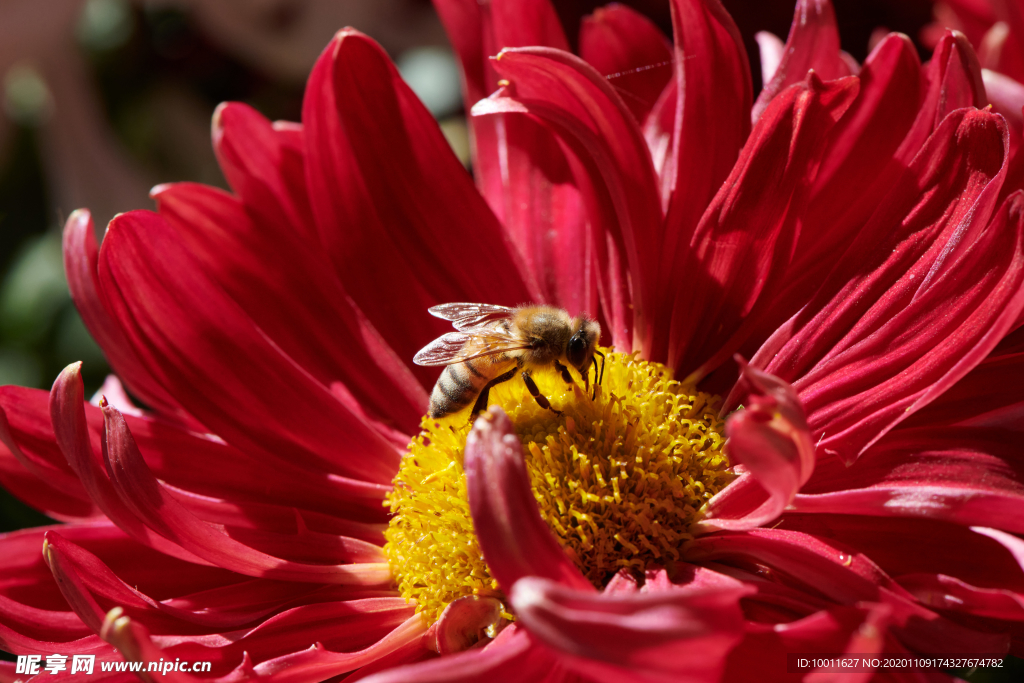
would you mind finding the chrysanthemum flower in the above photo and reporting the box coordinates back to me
[2,0,1023,681]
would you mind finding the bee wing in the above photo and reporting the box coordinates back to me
[428,303,514,331]
[413,330,530,367]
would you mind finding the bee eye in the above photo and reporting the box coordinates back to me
[567,334,587,367]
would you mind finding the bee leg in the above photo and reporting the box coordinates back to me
[469,367,518,420]
[592,349,606,400]
[521,371,563,416]
[553,360,574,385]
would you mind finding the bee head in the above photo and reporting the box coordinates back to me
[566,318,601,374]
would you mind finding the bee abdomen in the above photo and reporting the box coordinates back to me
[428,361,488,418]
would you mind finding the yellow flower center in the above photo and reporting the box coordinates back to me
[383,350,733,624]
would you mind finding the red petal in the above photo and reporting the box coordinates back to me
[909,31,986,150]
[95,597,417,679]
[152,182,427,433]
[434,1,590,315]
[799,34,924,259]
[0,387,101,521]
[759,139,1021,464]
[0,443,98,522]
[0,528,95,647]
[792,426,1024,531]
[434,0,567,105]
[748,106,1006,394]
[119,407,389,525]
[245,615,427,683]
[738,33,987,366]
[664,73,859,378]
[50,364,206,563]
[211,103,317,244]
[972,527,1024,573]
[483,117,594,316]
[904,350,1024,429]
[659,0,752,289]
[481,47,663,351]
[751,0,855,122]
[508,573,750,683]
[699,363,814,531]
[100,401,390,585]
[62,210,190,423]
[776,514,1024,596]
[358,625,556,683]
[723,604,890,683]
[302,30,537,339]
[579,5,672,124]
[2,522,229,597]
[898,573,1024,621]
[97,209,401,483]
[43,530,400,640]
[984,68,1024,137]
[687,529,1010,653]
[464,407,591,592]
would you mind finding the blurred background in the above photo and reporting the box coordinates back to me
[2,1,1020,679]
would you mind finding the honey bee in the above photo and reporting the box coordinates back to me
[414,303,604,419]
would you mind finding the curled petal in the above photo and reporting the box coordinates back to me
[509,573,751,683]
[699,362,814,532]
[94,599,422,683]
[431,596,503,655]
[899,573,1024,621]
[891,31,986,171]
[50,364,205,563]
[751,0,854,122]
[465,407,591,592]
[686,529,1010,654]
[748,32,980,357]
[43,533,107,633]
[245,615,428,683]
[39,530,384,636]
[799,34,924,256]
[433,0,568,107]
